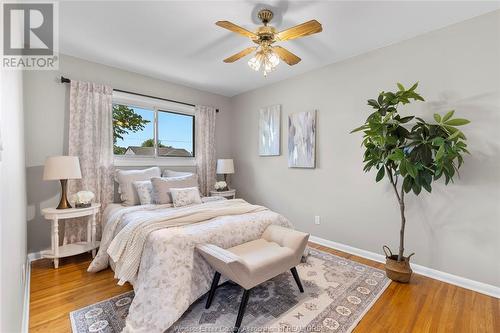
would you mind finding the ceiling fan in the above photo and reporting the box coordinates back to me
[216,9,322,76]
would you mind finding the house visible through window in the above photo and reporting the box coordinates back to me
[113,101,195,157]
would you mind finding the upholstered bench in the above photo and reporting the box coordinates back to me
[196,225,310,333]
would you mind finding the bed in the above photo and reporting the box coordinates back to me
[88,197,292,333]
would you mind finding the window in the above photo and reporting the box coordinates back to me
[157,110,194,157]
[112,93,195,158]
[113,104,155,155]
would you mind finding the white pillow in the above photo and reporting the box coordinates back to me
[133,180,153,205]
[162,169,194,178]
[115,167,161,206]
[170,187,202,208]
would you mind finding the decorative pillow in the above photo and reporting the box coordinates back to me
[162,169,194,178]
[170,187,202,207]
[151,174,199,204]
[133,180,153,205]
[115,167,161,206]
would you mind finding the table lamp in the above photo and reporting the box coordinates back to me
[43,156,82,209]
[216,159,234,184]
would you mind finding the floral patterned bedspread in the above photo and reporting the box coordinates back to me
[89,201,291,333]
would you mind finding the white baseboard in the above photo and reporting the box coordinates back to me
[309,235,500,299]
[22,252,44,332]
[21,255,35,333]
[27,251,42,262]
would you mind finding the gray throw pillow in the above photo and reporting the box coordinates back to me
[151,175,199,204]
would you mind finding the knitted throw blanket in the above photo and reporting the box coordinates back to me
[106,199,267,284]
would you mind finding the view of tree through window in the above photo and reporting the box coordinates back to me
[112,103,194,157]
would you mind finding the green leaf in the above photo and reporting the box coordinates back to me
[397,82,405,91]
[406,162,417,179]
[412,93,425,102]
[432,137,445,146]
[350,125,368,133]
[376,167,385,182]
[398,116,414,124]
[367,99,379,109]
[403,177,413,193]
[412,182,422,195]
[399,159,408,177]
[422,181,432,193]
[444,118,471,126]
[436,145,445,160]
[377,94,384,105]
[388,149,405,161]
[409,82,418,91]
[433,113,442,123]
[447,130,461,140]
[442,110,455,122]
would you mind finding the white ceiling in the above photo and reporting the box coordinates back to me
[59,1,500,97]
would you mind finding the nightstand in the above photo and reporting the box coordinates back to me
[41,203,101,268]
[210,189,236,199]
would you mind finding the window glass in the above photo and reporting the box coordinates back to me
[112,104,155,155]
[157,110,194,157]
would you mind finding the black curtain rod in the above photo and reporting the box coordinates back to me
[60,76,219,113]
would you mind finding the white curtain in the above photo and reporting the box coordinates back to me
[195,105,216,196]
[65,80,114,244]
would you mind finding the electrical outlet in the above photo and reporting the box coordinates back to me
[314,216,321,225]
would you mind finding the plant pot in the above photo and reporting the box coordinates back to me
[383,246,414,283]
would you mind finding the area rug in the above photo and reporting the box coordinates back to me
[70,248,390,333]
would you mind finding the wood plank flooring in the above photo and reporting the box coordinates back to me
[29,243,499,332]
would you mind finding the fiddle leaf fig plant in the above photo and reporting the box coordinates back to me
[351,82,470,262]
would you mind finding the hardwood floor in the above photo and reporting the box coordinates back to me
[29,254,133,333]
[29,243,499,332]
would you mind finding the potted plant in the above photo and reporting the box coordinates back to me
[351,82,470,283]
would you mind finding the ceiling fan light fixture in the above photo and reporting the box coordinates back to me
[247,48,280,76]
[248,55,261,71]
[217,9,322,76]
[267,51,280,67]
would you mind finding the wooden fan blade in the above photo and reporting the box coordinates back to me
[273,46,301,65]
[223,47,257,63]
[276,20,322,41]
[216,21,257,39]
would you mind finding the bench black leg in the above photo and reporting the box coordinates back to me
[206,272,221,309]
[290,267,304,293]
[234,289,251,333]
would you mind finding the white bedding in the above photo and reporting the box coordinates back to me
[88,199,291,333]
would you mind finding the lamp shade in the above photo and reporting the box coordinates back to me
[216,159,234,174]
[43,156,82,180]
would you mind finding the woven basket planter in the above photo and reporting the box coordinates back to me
[383,246,414,283]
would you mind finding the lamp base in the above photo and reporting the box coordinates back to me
[56,179,72,209]
[223,174,231,190]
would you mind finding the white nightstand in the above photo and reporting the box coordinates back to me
[210,189,236,199]
[41,203,101,268]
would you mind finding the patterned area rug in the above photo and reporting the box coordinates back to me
[70,248,390,333]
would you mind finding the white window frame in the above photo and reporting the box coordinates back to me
[112,91,196,167]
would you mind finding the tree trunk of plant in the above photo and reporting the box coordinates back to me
[398,190,406,262]
[386,166,407,262]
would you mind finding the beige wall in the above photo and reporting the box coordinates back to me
[24,54,232,252]
[230,11,500,287]
[1,70,27,331]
